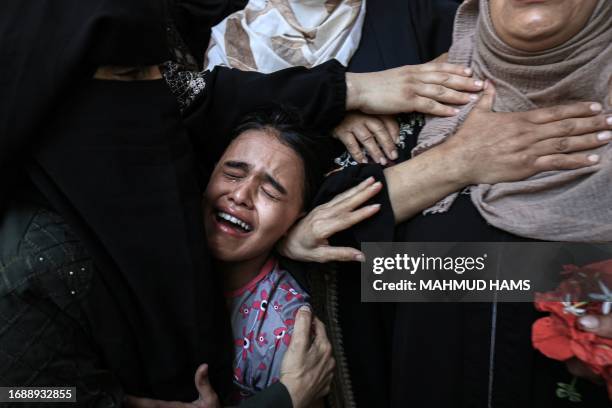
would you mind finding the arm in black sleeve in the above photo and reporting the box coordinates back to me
[183,59,347,167]
[239,382,293,408]
[313,164,396,247]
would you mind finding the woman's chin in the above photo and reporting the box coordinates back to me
[491,0,599,51]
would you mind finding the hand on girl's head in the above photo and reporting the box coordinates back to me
[279,176,383,263]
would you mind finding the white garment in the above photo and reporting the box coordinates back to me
[204,0,366,73]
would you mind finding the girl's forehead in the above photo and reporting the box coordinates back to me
[222,130,305,187]
[226,131,301,166]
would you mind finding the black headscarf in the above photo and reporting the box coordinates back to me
[0,0,169,210]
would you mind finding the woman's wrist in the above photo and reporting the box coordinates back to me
[433,139,477,187]
[345,72,367,111]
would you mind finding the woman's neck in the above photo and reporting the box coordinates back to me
[217,253,271,292]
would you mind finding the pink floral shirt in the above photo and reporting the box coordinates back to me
[225,258,310,401]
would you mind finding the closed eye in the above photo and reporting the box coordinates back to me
[261,187,281,201]
[223,171,243,180]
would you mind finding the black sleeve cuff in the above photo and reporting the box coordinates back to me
[313,164,395,246]
[238,382,293,408]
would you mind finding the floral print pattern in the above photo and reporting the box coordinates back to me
[227,259,310,400]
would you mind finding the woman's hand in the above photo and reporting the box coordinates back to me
[346,62,483,116]
[439,81,612,186]
[333,113,400,165]
[280,306,335,408]
[278,177,383,263]
[383,81,612,224]
[565,314,612,387]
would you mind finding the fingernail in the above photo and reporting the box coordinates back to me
[464,68,472,75]
[590,103,602,112]
[370,203,381,209]
[379,157,387,166]
[299,305,311,313]
[474,80,484,88]
[362,157,368,164]
[391,150,398,160]
[607,116,612,126]
[469,94,479,101]
[454,108,461,114]
[371,181,382,188]
[354,254,365,262]
[597,131,612,141]
[578,315,599,330]
[588,154,600,163]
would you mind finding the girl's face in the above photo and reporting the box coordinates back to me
[489,0,599,52]
[203,130,305,262]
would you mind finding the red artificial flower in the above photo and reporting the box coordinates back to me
[532,260,612,399]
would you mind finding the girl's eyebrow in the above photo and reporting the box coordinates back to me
[263,173,287,195]
[224,160,250,171]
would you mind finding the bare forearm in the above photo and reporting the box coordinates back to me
[384,144,468,223]
[345,72,362,111]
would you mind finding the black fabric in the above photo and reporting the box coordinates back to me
[184,60,347,181]
[347,0,460,73]
[314,165,394,244]
[408,0,463,63]
[0,202,123,406]
[0,0,169,213]
[314,165,396,408]
[330,2,460,406]
[239,382,293,408]
[389,194,611,408]
[322,169,611,407]
[173,0,248,68]
[27,79,230,400]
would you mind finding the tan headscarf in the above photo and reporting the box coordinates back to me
[413,0,612,242]
[204,0,365,73]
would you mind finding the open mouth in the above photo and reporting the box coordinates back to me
[215,211,253,233]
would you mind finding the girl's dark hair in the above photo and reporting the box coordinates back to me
[231,105,327,210]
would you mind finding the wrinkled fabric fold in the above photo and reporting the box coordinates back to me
[204,0,365,72]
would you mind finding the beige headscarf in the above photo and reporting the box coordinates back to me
[204,0,365,73]
[413,0,612,242]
